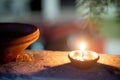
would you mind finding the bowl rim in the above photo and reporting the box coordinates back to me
[0,23,40,45]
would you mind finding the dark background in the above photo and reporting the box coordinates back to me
[30,0,75,11]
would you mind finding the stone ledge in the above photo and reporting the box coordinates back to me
[0,50,120,80]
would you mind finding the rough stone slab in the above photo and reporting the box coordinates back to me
[0,50,119,80]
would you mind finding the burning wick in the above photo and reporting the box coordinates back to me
[79,42,86,51]
[71,41,98,61]
[79,42,88,61]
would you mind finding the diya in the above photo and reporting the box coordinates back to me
[68,50,99,69]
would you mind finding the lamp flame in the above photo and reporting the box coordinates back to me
[79,42,86,51]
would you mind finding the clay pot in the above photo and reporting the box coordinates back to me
[0,23,40,64]
[68,50,99,69]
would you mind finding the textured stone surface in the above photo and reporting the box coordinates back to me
[0,50,120,80]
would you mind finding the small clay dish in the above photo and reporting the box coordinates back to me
[0,23,40,64]
[68,50,99,69]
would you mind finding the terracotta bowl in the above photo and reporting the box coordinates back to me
[68,50,99,69]
[0,23,40,64]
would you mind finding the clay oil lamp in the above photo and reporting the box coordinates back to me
[68,41,99,69]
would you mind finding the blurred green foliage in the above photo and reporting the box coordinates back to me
[76,0,120,39]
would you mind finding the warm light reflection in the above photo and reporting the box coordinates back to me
[79,42,86,51]
[69,50,99,61]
